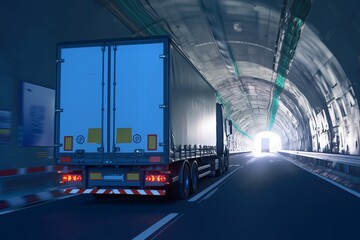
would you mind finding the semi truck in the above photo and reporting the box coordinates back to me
[261,138,270,152]
[55,36,232,199]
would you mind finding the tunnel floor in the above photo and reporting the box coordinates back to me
[1,153,360,240]
[160,152,360,239]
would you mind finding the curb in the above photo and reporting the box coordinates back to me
[0,189,64,212]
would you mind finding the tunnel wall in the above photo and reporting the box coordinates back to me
[229,130,252,152]
[289,25,360,155]
[0,0,132,169]
[308,82,360,155]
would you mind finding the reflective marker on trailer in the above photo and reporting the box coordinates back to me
[60,156,72,163]
[89,172,102,180]
[147,134,157,150]
[149,156,161,163]
[63,188,166,196]
[126,172,140,181]
[64,136,73,151]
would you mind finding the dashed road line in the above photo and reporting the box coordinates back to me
[132,213,179,240]
[199,188,218,203]
[188,167,240,202]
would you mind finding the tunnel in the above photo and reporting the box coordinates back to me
[1,0,360,162]
[1,0,360,197]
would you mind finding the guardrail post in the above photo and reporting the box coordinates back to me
[345,164,350,174]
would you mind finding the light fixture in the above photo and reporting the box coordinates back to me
[233,22,242,32]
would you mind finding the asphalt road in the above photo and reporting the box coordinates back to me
[1,153,360,240]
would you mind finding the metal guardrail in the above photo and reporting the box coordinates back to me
[278,150,360,167]
[0,165,63,200]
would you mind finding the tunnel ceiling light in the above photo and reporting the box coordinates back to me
[268,0,312,130]
[233,22,242,32]
[102,0,168,36]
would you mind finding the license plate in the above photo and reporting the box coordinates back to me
[103,174,124,181]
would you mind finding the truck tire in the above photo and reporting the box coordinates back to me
[224,158,229,172]
[224,150,230,172]
[172,162,191,199]
[215,158,224,176]
[190,161,199,194]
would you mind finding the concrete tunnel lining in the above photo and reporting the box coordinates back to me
[125,0,360,154]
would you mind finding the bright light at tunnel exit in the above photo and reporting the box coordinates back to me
[253,131,282,153]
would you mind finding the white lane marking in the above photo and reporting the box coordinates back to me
[199,188,218,203]
[229,164,244,168]
[188,167,240,202]
[0,210,14,215]
[132,213,178,240]
[280,155,360,199]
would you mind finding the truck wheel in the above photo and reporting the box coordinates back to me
[224,158,229,172]
[172,162,191,199]
[215,158,224,176]
[225,150,230,172]
[190,161,198,194]
[222,159,226,173]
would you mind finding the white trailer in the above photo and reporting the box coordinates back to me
[55,37,232,199]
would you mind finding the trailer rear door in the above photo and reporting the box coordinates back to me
[110,43,165,153]
[57,41,165,156]
[58,46,108,154]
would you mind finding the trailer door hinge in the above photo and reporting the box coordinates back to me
[54,143,63,148]
[159,54,167,59]
[56,59,64,64]
[159,104,167,109]
[56,108,64,113]
[159,142,166,147]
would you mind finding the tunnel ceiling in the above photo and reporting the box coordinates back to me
[98,0,360,153]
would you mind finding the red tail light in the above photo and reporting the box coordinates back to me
[61,173,82,183]
[145,173,169,184]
